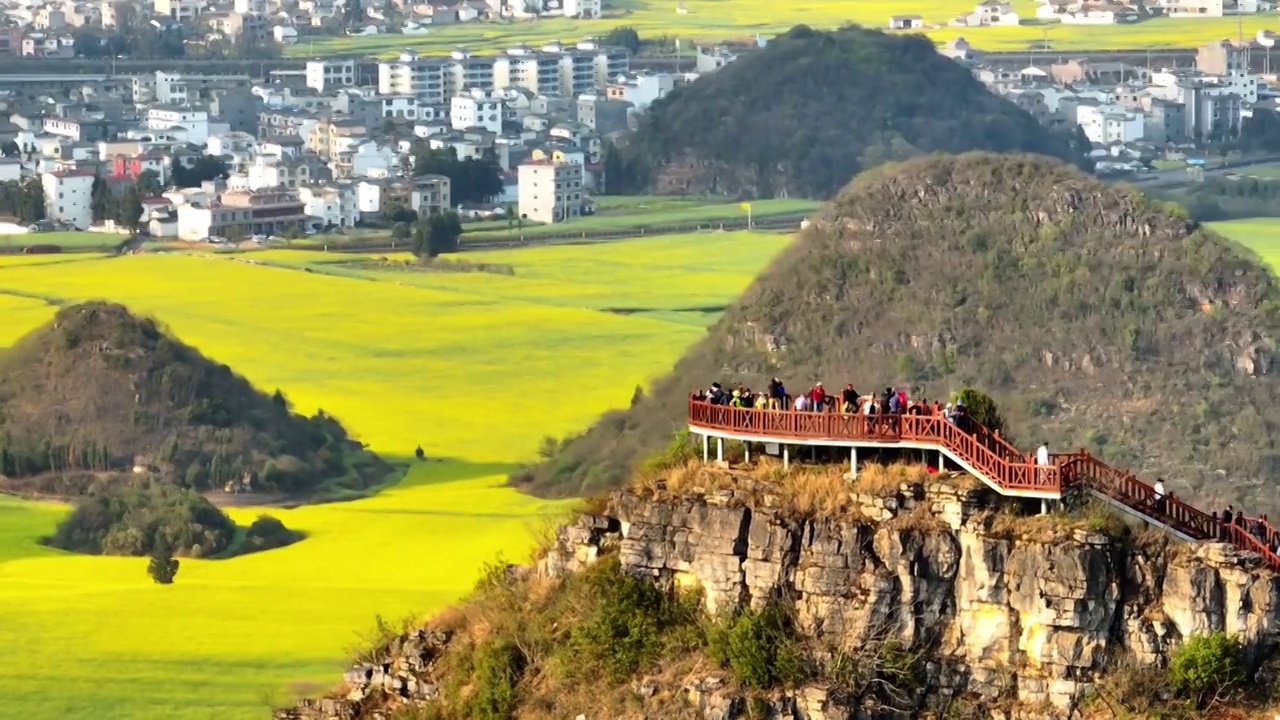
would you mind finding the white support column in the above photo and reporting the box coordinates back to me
[716,437,724,463]
[702,433,709,463]
[1041,499,1048,515]
[938,449,945,472]
[744,442,750,464]
[850,447,858,477]
[783,445,789,471]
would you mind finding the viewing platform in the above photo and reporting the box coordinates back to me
[687,398,1280,570]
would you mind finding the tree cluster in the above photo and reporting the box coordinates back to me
[91,170,162,231]
[0,179,45,223]
[411,211,463,257]
[169,156,230,189]
[72,7,185,61]
[614,24,1084,198]
[407,145,503,206]
[45,481,237,557]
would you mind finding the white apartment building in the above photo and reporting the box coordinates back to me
[377,51,447,102]
[517,159,584,224]
[306,59,357,92]
[153,0,203,21]
[298,184,359,228]
[1077,104,1145,144]
[563,0,601,17]
[233,0,266,13]
[1162,0,1224,16]
[147,106,210,145]
[446,50,497,96]
[382,44,629,100]
[41,168,95,230]
[606,72,674,112]
[380,95,434,120]
[450,88,503,132]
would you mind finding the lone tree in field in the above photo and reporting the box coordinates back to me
[148,549,180,584]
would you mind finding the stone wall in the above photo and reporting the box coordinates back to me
[277,478,1280,720]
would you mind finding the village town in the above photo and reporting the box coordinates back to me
[0,0,1275,242]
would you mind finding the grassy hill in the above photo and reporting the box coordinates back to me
[0,302,392,498]
[612,25,1084,199]
[517,153,1280,514]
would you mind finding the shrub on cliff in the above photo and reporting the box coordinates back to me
[707,601,810,689]
[564,556,702,682]
[1169,632,1246,706]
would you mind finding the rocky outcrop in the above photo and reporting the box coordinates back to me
[279,479,1280,720]
[544,481,1280,717]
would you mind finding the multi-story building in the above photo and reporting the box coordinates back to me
[306,59,357,92]
[147,106,210,145]
[307,118,368,160]
[410,174,451,216]
[42,116,117,142]
[177,188,307,239]
[233,0,267,13]
[388,43,630,100]
[152,71,252,104]
[517,159,583,224]
[450,88,503,132]
[109,151,169,183]
[153,0,204,22]
[41,167,95,229]
[377,51,447,102]
[1162,0,1224,16]
[445,50,497,97]
[605,72,674,113]
[298,183,359,228]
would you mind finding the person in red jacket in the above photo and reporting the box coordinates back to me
[809,382,826,412]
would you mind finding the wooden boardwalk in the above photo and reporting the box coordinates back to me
[688,398,1280,570]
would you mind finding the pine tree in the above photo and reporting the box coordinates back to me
[90,174,112,224]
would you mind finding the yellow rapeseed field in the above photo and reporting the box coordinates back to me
[290,0,1280,57]
[0,230,789,720]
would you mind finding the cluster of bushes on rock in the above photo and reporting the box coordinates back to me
[407,555,936,719]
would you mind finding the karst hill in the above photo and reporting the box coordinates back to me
[0,302,391,498]
[611,25,1086,198]
[517,152,1280,513]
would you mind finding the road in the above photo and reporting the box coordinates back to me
[1126,155,1280,188]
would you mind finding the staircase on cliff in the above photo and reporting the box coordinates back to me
[687,399,1280,570]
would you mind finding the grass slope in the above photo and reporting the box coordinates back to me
[0,230,788,720]
[286,0,1280,57]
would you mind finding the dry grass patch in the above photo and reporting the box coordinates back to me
[853,463,932,497]
[983,499,1130,543]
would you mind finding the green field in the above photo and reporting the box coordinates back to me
[459,196,819,241]
[1208,218,1280,267]
[286,0,1280,57]
[0,231,127,250]
[0,230,790,720]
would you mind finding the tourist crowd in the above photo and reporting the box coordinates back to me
[693,379,972,423]
[692,378,1280,559]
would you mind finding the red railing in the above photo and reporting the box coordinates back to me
[688,398,1280,571]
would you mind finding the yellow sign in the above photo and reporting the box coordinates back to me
[740,203,751,211]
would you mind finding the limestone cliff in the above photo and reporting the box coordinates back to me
[279,476,1280,720]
